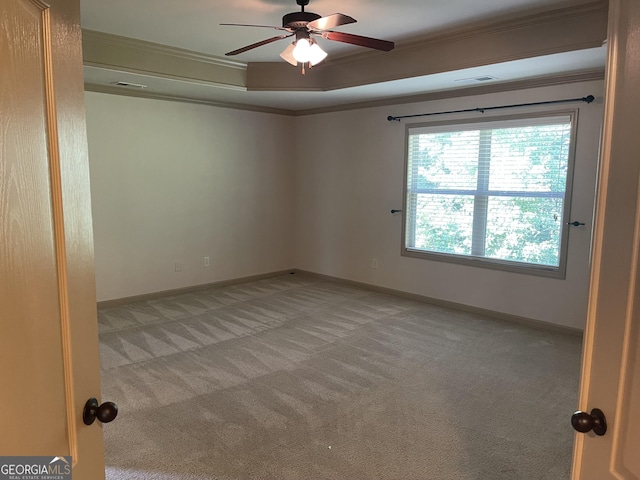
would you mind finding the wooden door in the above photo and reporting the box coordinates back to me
[0,0,106,478]
[572,0,640,478]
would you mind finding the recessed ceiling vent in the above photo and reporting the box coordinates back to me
[454,75,498,84]
[112,81,147,89]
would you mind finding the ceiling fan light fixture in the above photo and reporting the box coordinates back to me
[292,37,312,63]
[280,43,297,66]
[282,37,327,68]
[308,42,327,66]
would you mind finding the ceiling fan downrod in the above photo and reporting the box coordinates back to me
[284,0,319,28]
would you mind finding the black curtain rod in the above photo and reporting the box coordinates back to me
[386,95,595,122]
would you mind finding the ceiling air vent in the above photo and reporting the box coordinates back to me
[112,81,147,89]
[454,75,498,84]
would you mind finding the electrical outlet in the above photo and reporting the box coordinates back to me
[372,258,378,269]
[174,262,182,272]
[203,256,210,267]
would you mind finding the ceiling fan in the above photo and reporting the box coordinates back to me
[222,0,394,73]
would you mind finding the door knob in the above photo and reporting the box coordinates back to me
[571,408,607,436]
[83,397,118,425]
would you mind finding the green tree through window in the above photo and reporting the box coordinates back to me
[404,113,575,276]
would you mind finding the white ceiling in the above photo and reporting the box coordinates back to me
[80,0,607,111]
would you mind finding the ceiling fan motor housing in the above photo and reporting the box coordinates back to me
[283,11,321,29]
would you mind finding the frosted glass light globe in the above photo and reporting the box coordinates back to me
[293,38,312,63]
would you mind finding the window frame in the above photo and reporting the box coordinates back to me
[401,108,580,279]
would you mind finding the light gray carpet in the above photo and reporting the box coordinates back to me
[99,273,582,480]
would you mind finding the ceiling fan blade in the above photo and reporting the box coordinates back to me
[307,13,356,31]
[225,34,292,56]
[220,23,291,32]
[322,31,394,52]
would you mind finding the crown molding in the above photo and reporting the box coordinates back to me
[397,0,608,51]
[82,29,248,89]
[84,83,291,116]
[85,70,604,117]
[82,30,246,68]
[291,70,605,116]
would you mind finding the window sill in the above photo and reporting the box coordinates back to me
[402,248,566,279]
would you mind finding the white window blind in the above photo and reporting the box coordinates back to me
[403,112,576,276]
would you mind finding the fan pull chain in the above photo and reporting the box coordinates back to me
[301,63,306,75]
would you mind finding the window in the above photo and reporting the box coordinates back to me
[402,111,577,277]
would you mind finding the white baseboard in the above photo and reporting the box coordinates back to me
[293,269,583,337]
[97,267,583,337]
[96,269,296,308]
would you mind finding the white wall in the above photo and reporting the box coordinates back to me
[85,92,296,302]
[294,80,604,330]
[86,81,603,329]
